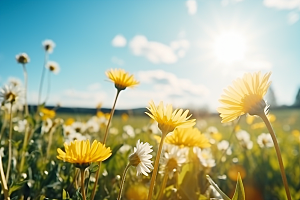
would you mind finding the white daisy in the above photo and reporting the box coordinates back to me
[46,61,60,74]
[194,147,216,168]
[160,144,187,178]
[15,53,30,64]
[42,118,53,133]
[42,39,56,53]
[71,121,87,133]
[14,119,27,132]
[129,140,153,176]
[217,140,232,155]
[236,130,253,150]
[123,125,135,138]
[0,84,22,104]
[86,117,100,133]
[257,133,273,148]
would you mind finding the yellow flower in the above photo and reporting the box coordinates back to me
[57,140,112,168]
[64,118,75,126]
[121,113,129,122]
[218,71,272,123]
[145,101,196,136]
[165,127,211,148]
[106,68,139,91]
[40,108,56,121]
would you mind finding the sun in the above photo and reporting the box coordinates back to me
[214,31,246,63]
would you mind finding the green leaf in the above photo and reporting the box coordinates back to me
[9,180,28,196]
[39,195,46,200]
[232,173,245,200]
[62,189,69,199]
[206,175,231,200]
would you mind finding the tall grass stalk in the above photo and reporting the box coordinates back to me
[6,103,13,182]
[90,89,121,200]
[117,164,131,200]
[157,169,169,200]
[22,64,29,116]
[37,53,48,107]
[80,168,86,200]
[0,154,9,200]
[147,133,167,200]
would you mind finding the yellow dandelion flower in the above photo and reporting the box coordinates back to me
[145,101,196,136]
[40,108,56,121]
[57,140,111,168]
[165,127,211,148]
[65,118,75,126]
[106,68,139,91]
[121,113,129,122]
[218,71,272,123]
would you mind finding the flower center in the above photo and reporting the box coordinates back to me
[166,158,178,172]
[129,153,141,167]
[5,92,16,103]
[49,66,55,71]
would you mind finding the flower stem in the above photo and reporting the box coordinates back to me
[90,89,121,200]
[38,52,48,107]
[80,168,86,200]
[46,125,55,159]
[117,164,131,200]
[19,124,29,173]
[6,103,13,182]
[157,169,168,200]
[22,64,29,116]
[44,70,51,103]
[0,154,9,200]
[147,133,166,200]
[0,114,7,142]
[259,113,292,200]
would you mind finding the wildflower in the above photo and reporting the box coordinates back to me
[86,117,100,133]
[123,125,135,138]
[0,84,22,104]
[217,140,232,155]
[218,71,272,123]
[57,140,112,168]
[257,133,273,148]
[194,147,216,168]
[206,126,222,142]
[64,118,75,126]
[121,113,129,121]
[128,140,153,176]
[42,39,56,53]
[236,130,253,150]
[160,145,187,178]
[65,132,89,144]
[16,53,30,64]
[165,127,211,149]
[106,68,139,91]
[46,61,60,74]
[8,77,22,88]
[145,101,195,136]
[42,118,53,133]
[72,121,87,133]
[14,119,27,132]
[40,108,56,121]
[63,125,76,136]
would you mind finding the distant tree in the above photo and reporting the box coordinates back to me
[294,87,300,106]
[266,86,277,107]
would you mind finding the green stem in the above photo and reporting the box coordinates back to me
[117,164,131,200]
[90,89,121,200]
[19,124,29,173]
[6,104,13,182]
[0,154,9,200]
[259,113,292,200]
[38,52,48,107]
[0,114,7,142]
[46,125,55,159]
[44,70,51,103]
[22,64,29,116]
[147,133,166,200]
[80,168,86,200]
[157,169,169,200]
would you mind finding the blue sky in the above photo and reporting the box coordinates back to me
[0,0,300,111]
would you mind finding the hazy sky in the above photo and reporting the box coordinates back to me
[1,0,300,111]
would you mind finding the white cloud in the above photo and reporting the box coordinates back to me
[263,0,300,10]
[111,56,125,66]
[288,11,300,24]
[129,35,190,64]
[138,70,209,97]
[87,83,101,91]
[112,35,127,47]
[186,0,197,15]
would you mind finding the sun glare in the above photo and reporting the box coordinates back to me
[214,31,246,63]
